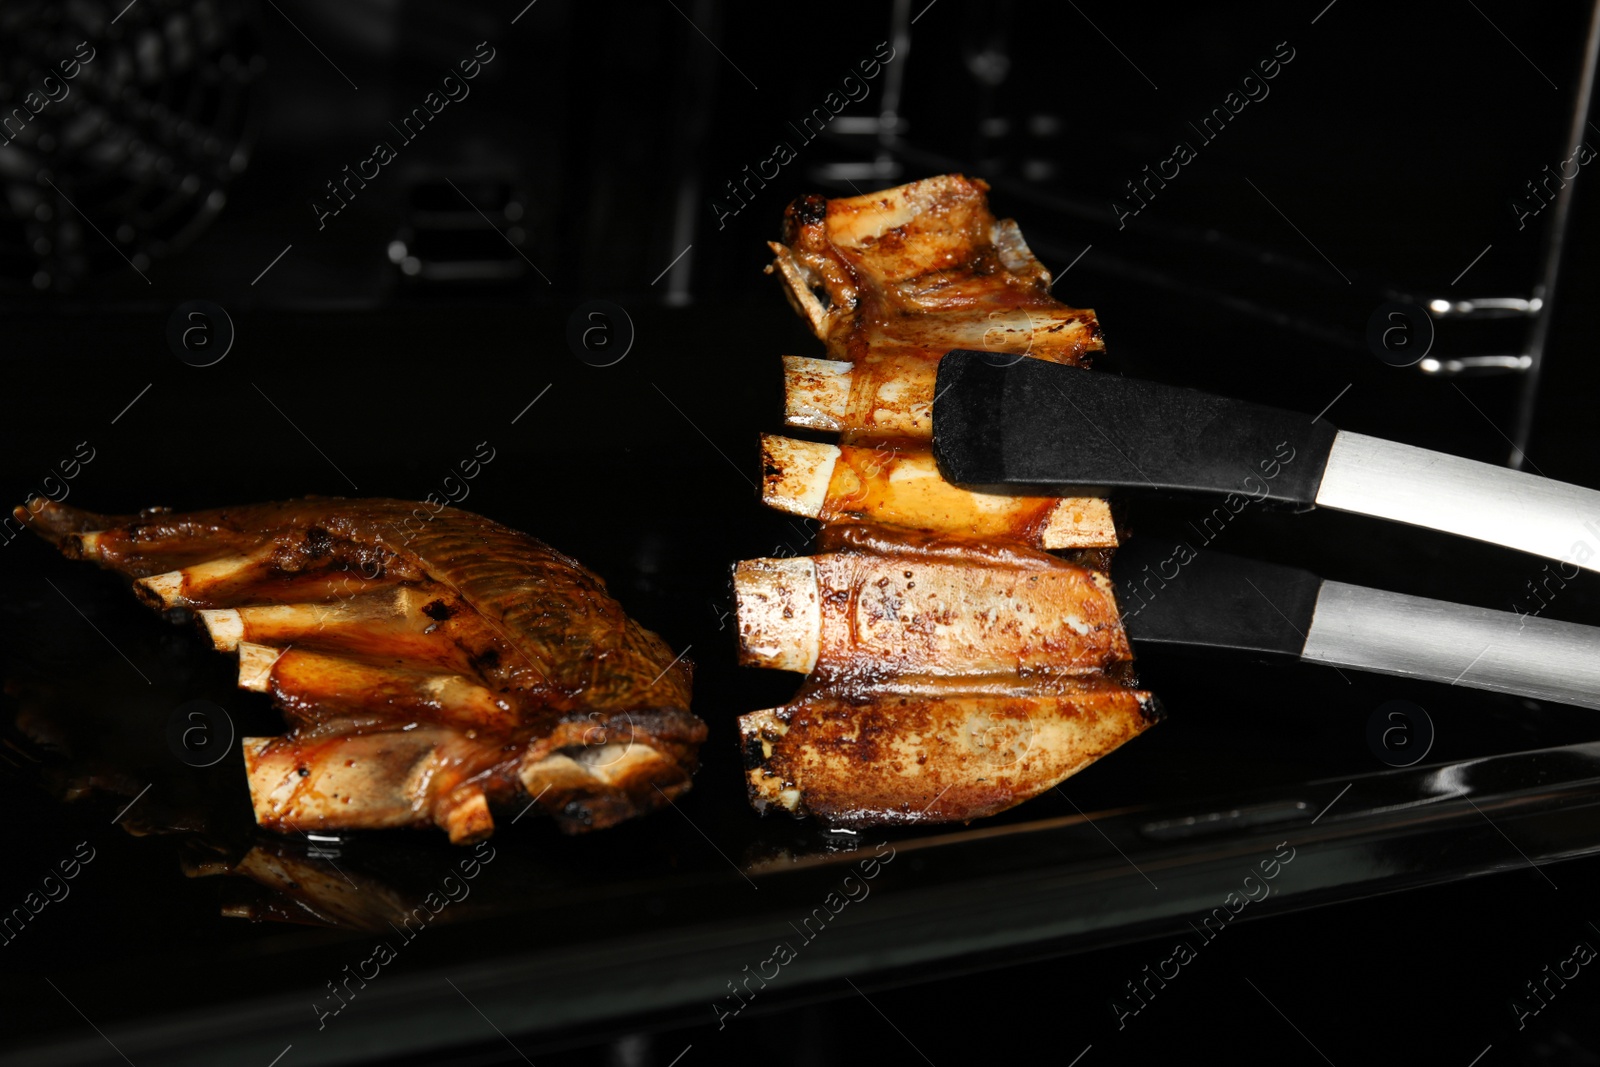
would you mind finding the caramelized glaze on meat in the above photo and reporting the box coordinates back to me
[22,497,704,843]
[768,174,1103,384]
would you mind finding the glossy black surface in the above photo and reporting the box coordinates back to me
[932,350,1337,505]
[1113,542,1321,659]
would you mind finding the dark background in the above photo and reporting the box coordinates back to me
[3,1,1600,1064]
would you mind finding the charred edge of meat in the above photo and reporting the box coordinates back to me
[784,193,830,241]
[815,519,1065,567]
[740,731,769,772]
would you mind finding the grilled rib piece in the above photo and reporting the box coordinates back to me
[741,175,1155,827]
[734,536,1132,683]
[767,175,1103,397]
[22,497,704,843]
[741,685,1159,826]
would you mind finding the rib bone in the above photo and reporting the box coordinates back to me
[242,729,497,844]
[760,434,1116,549]
[235,641,517,734]
[135,553,270,609]
[731,557,820,674]
[734,548,1130,683]
[779,352,945,440]
[198,587,470,669]
[780,356,855,433]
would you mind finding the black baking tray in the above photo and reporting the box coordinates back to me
[3,301,1600,1065]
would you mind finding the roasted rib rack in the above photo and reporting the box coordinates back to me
[22,497,704,843]
[737,175,1160,827]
